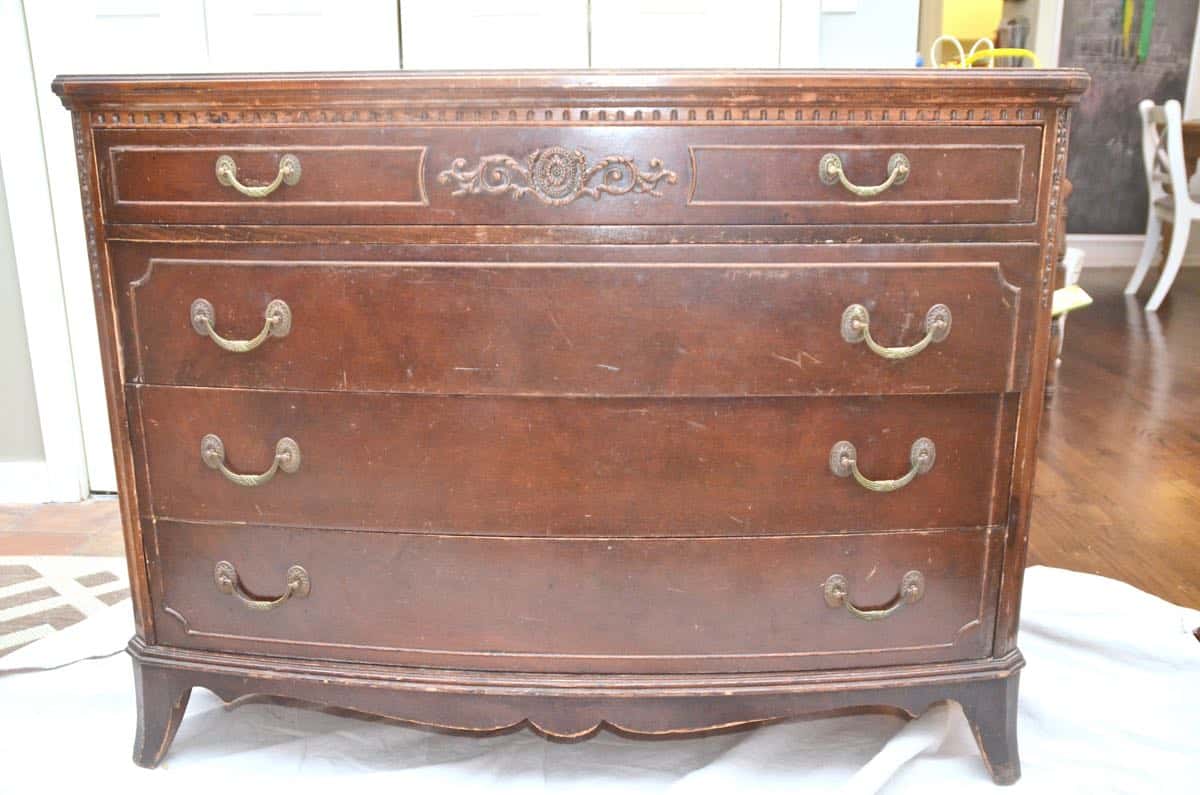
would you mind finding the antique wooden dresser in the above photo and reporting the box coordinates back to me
[53,69,1086,784]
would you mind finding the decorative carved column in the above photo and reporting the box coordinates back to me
[1045,176,1074,398]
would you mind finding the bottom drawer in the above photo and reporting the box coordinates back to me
[152,522,1002,674]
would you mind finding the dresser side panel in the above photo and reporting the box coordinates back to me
[993,107,1074,655]
[71,111,154,641]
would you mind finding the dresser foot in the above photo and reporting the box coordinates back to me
[132,657,192,768]
[960,672,1021,785]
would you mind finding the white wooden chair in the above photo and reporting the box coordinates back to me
[1125,99,1200,311]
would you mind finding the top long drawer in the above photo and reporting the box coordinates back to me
[94,124,1043,226]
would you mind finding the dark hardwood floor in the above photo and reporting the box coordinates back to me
[2,267,1198,609]
[1031,267,1200,608]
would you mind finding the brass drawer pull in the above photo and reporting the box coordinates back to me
[819,152,910,197]
[829,437,935,493]
[201,434,300,487]
[841,303,951,360]
[214,561,310,611]
[215,153,301,198]
[190,298,291,353]
[823,570,925,621]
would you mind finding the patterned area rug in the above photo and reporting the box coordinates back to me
[0,556,130,657]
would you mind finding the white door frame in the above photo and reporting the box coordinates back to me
[15,1,403,499]
[1188,4,1200,117]
[0,0,89,502]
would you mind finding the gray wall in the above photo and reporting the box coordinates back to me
[1061,0,1199,233]
[0,161,45,462]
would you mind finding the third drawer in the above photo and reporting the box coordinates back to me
[134,386,1017,536]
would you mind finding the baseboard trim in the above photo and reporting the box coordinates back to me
[1067,233,1200,269]
[0,460,50,503]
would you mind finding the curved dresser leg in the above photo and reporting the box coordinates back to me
[132,658,192,768]
[961,672,1021,785]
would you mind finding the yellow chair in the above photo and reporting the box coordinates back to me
[927,0,1037,68]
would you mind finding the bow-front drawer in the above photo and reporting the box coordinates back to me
[133,386,1015,536]
[117,257,1033,396]
[151,520,1002,673]
[95,124,1042,226]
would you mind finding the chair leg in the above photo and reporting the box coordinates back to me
[1125,214,1163,294]
[1146,217,1191,311]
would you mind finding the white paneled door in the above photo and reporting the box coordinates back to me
[204,1,401,72]
[14,0,914,498]
[21,0,400,493]
[590,0,783,68]
[401,0,590,69]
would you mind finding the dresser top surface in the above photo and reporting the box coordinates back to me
[53,69,1089,110]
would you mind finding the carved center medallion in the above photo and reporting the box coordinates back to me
[530,146,584,200]
[438,148,677,206]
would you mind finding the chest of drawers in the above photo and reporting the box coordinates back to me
[54,69,1086,784]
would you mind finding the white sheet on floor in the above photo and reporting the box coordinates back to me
[1,566,1196,793]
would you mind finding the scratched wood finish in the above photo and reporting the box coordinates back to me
[94,124,1041,226]
[108,240,1046,397]
[119,256,1027,396]
[152,521,1001,673]
[53,69,1088,782]
[137,386,1015,535]
[128,639,1024,782]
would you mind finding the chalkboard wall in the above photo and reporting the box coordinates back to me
[1060,0,1197,233]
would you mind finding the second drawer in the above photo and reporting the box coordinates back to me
[135,386,1016,535]
[118,259,1030,396]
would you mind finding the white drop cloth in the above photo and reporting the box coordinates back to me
[1,566,1196,793]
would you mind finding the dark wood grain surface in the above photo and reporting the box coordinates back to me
[152,521,1001,673]
[109,240,1045,396]
[1032,268,1200,607]
[13,271,1194,610]
[1182,119,1200,181]
[137,387,1014,535]
[94,124,1042,226]
[52,69,1088,781]
[121,257,1027,395]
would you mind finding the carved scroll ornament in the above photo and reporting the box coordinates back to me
[437,146,677,206]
